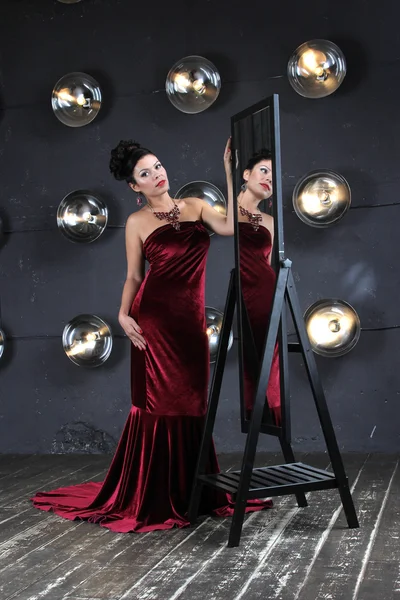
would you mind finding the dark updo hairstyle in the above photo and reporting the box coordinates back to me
[109,139,154,185]
[244,147,272,172]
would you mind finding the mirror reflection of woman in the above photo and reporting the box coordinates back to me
[237,149,281,425]
[31,138,272,532]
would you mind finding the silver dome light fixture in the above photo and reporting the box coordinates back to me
[304,299,361,357]
[175,181,226,236]
[292,170,351,228]
[166,56,221,114]
[62,314,113,367]
[287,40,346,98]
[52,72,102,127]
[205,307,233,363]
[57,190,108,243]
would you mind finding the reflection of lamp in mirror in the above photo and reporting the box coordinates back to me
[293,170,351,227]
[166,56,221,114]
[304,299,361,357]
[57,190,108,243]
[175,181,226,236]
[52,72,102,127]
[0,328,5,360]
[62,314,113,367]
[205,307,233,363]
[287,40,346,98]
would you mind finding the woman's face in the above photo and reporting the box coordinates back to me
[243,159,273,200]
[131,154,169,197]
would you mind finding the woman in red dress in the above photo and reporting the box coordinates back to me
[237,149,281,426]
[31,139,272,532]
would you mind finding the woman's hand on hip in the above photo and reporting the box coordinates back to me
[118,313,146,350]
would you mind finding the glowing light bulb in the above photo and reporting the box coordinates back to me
[315,66,327,80]
[328,319,341,333]
[304,299,360,357]
[82,211,94,222]
[57,89,75,103]
[174,73,191,93]
[206,325,218,337]
[288,40,346,98]
[300,192,325,216]
[318,189,332,205]
[65,211,77,226]
[293,171,350,227]
[299,49,328,80]
[307,309,355,348]
[192,78,206,94]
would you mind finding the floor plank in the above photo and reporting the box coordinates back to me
[0,455,36,480]
[354,459,400,600]
[0,453,397,600]
[111,454,317,600]
[0,464,108,568]
[0,460,107,508]
[175,454,365,600]
[5,457,238,600]
[0,522,108,598]
[296,454,399,600]
[67,521,225,600]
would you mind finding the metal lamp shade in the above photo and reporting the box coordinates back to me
[57,0,82,3]
[293,170,351,228]
[52,72,102,127]
[166,56,221,114]
[175,181,226,236]
[304,299,361,357]
[62,314,113,367]
[287,39,346,99]
[206,307,233,363]
[0,328,5,360]
[57,190,108,243]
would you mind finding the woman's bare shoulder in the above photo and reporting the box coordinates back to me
[126,208,150,228]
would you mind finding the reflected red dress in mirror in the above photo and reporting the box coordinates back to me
[239,222,281,425]
[31,221,272,532]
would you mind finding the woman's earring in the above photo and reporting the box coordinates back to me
[241,182,247,192]
[137,194,143,206]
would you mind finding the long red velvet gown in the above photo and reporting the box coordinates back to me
[31,221,272,532]
[239,222,281,425]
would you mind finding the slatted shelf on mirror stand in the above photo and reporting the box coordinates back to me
[198,462,337,500]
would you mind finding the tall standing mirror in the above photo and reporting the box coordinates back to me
[231,96,288,437]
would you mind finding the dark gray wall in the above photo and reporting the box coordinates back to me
[0,0,399,454]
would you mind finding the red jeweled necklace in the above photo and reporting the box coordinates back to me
[239,205,262,231]
[148,200,181,230]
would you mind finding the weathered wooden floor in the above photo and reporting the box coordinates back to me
[0,452,398,599]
